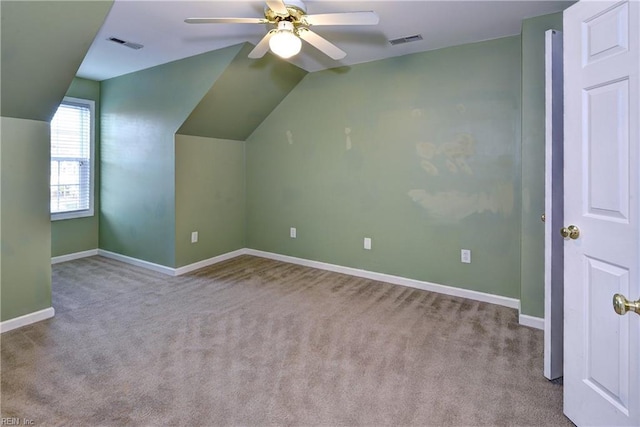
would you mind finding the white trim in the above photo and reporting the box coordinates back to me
[0,307,55,334]
[92,248,527,318]
[519,314,545,330]
[96,248,248,276]
[52,249,99,264]
[174,249,247,275]
[245,249,520,310]
[97,249,176,276]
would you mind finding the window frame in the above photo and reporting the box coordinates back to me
[50,96,95,221]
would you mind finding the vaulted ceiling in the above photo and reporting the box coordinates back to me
[78,0,574,81]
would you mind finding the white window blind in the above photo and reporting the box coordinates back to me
[50,97,94,220]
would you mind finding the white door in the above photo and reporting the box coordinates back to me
[544,29,564,381]
[563,1,639,426]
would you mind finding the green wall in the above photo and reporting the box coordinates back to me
[174,135,245,267]
[100,45,243,267]
[520,12,563,318]
[246,36,522,298]
[51,77,101,257]
[1,118,52,321]
[0,0,111,323]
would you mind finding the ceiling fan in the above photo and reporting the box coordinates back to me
[185,0,379,60]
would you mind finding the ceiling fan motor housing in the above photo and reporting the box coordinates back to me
[265,0,307,24]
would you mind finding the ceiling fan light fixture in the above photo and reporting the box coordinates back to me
[269,21,302,58]
[187,0,380,61]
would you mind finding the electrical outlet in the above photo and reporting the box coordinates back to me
[461,249,471,264]
[364,237,372,250]
[290,227,297,238]
[191,231,198,243]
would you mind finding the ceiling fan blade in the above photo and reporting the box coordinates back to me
[266,0,289,16]
[248,31,275,59]
[303,11,379,26]
[298,28,346,60]
[185,17,267,24]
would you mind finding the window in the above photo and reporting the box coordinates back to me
[50,97,95,220]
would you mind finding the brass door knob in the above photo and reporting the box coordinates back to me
[560,225,580,239]
[541,213,546,222]
[613,294,640,316]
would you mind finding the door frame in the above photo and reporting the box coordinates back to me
[544,29,564,381]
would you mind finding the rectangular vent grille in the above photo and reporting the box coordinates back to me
[389,34,423,46]
[108,37,144,50]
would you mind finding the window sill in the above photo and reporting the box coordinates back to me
[51,209,94,221]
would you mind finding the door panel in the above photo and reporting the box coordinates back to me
[585,257,630,414]
[583,1,628,64]
[585,79,629,220]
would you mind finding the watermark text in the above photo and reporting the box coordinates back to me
[0,418,35,426]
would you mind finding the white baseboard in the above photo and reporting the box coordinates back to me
[91,247,532,323]
[245,249,520,310]
[97,249,176,276]
[97,248,248,276]
[52,249,99,264]
[0,307,55,334]
[518,314,544,330]
[174,249,247,275]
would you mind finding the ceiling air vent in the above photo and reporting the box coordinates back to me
[389,34,423,46]
[108,37,144,50]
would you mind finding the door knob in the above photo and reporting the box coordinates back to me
[560,225,580,239]
[613,294,640,316]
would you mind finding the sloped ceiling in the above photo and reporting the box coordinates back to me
[0,1,113,121]
[177,43,307,141]
[78,0,575,81]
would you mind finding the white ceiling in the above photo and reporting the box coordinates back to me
[78,0,573,81]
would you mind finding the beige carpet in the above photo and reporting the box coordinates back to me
[1,255,572,426]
